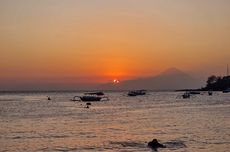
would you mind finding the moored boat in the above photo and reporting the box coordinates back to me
[84,91,104,96]
[72,95,109,101]
[128,90,146,96]
[223,88,230,93]
[189,91,200,95]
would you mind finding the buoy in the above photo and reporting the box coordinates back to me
[47,96,51,100]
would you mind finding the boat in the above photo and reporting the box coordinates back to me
[72,95,109,102]
[84,91,104,96]
[182,92,190,99]
[223,88,230,93]
[128,90,146,96]
[189,91,200,95]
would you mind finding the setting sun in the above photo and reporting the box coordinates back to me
[0,1,229,152]
[113,79,120,84]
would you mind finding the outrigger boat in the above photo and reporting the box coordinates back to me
[84,91,104,96]
[72,95,109,102]
[128,90,146,96]
[189,91,200,95]
[223,88,230,93]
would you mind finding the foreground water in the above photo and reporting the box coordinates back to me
[0,91,229,152]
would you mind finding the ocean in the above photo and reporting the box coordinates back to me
[0,91,229,152]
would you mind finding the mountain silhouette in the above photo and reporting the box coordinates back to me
[98,68,203,90]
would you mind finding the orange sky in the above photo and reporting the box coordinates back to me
[0,0,230,89]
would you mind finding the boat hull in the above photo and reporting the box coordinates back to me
[80,96,102,101]
[128,90,146,96]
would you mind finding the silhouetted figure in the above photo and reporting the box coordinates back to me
[148,139,166,149]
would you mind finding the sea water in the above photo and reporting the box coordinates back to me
[0,91,229,152]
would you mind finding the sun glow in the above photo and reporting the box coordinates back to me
[113,79,120,84]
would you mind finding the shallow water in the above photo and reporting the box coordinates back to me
[0,91,229,152]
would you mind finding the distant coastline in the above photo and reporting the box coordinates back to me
[1,74,229,93]
[200,75,230,91]
[177,75,230,92]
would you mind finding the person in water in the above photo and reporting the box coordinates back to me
[148,139,166,149]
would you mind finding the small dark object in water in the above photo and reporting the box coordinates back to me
[208,91,213,96]
[86,102,91,106]
[85,105,89,108]
[148,139,166,149]
[47,96,51,100]
[182,92,190,99]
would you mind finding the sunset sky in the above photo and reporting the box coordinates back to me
[0,0,230,89]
